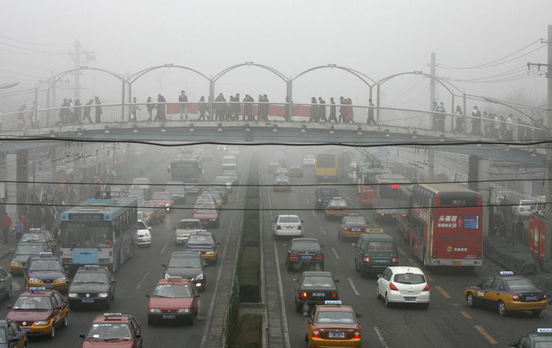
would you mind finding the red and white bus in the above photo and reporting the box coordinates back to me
[358,167,391,206]
[406,183,483,268]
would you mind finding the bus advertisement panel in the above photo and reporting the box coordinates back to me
[59,197,138,273]
[314,150,352,181]
[409,183,483,268]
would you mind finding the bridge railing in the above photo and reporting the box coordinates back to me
[0,102,544,143]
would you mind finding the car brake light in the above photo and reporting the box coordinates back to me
[343,226,348,231]
[353,330,361,338]
[391,257,399,264]
[290,254,299,259]
[318,198,322,202]
[276,225,281,230]
[544,293,547,300]
[423,284,430,291]
[331,292,338,298]
[315,254,324,259]
[512,293,520,301]
[300,291,308,298]
[313,329,320,338]
[364,228,368,233]
[390,283,398,291]
[363,257,371,263]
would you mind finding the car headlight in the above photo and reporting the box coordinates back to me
[55,277,66,283]
[149,309,161,313]
[193,273,204,281]
[165,203,170,207]
[28,278,41,283]
[68,292,77,298]
[164,273,171,279]
[35,321,49,326]
[178,309,190,313]
[99,293,109,298]
[10,261,21,266]
[206,251,215,255]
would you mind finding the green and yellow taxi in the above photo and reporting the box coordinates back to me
[324,197,350,220]
[6,287,69,339]
[185,231,219,265]
[24,252,68,292]
[510,328,552,348]
[273,174,291,192]
[10,239,50,274]
[464,271,547,317]
[288,162,304,177]
[337,214,383,240]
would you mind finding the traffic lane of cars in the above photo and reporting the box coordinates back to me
[262,166,501,348]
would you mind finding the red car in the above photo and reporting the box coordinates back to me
[151,191,175,213]
[6,287,69,340]
[193,207,220,228]
[146,277,200,325]
[80,313,143,348]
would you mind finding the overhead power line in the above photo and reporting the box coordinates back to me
[0,34,69,47]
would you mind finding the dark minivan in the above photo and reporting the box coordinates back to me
[314,186,339,209]
[354,233,399,276]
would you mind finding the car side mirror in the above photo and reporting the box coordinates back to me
[293,279,298,282]
[195,294,200,298]
[66,280,71,284]
[203,263,209,267]
[302,312,309,317]
[320,244,325,248]
[173,227,177,230]
[216,242,220,245]
[351,243,356,247]
[148,227,152,230]
[377,274,383,278]
[301,220,304,223]
[356,313,363,318]
[161,263,166,268]
[6,305,12,309]
[111,280,117,284]
[145,294,150,298]
[335,279,340,283]
[10,337,20,342]
[80,334,85,339]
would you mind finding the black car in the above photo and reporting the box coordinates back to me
[10,240,50,274]
[162,252,207,292]
[185,232,220,265]
[285,238,324,272]
[68,265,116,309]
[204,185,228,204]
[24,252,68,292]
[0,319,27,348]
[294,271,339,313]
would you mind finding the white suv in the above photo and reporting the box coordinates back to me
[173,219,203,245]
[272,215,304,239]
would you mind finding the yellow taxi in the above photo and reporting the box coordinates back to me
[273,174,291,192]
[464,271,547,317]
[6,287,69,339]
[324,197,350,220]
[337,214,383,240]
[185,231,219,265]
[267,160,280,174]
[24,252,68,291]
[304,300,362,348]
[288,162,304,177]
[139,202,166,225]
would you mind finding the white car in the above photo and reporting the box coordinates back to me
[215,176,233,192]
[222,170,239,184]
[376,266,430,309]
[512,199,536,219]
[303,155,315,166]
[272,215,304,239]
[136,220,152,247]
[173,218,203,245]
[132,177,151,192]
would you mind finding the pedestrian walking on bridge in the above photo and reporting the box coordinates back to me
[83,99,94,123]
[367,99,377,125]
[95,96,102,123]
[328,98,337,122]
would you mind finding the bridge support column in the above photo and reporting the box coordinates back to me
[469,155,492,236]
[73,148,81,202]
[427,148,434,182]
[16,149,29,219]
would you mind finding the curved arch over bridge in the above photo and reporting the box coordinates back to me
[128,64,210,84]
[291,64,377,87]
[212,62,289,83]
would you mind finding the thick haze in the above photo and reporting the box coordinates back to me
[1,0,551,109]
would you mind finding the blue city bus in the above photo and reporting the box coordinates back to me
[59,198,138,273]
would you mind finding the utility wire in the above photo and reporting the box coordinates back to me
[0,34,68,46]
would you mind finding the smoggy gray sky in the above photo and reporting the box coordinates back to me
[1,0,551,109]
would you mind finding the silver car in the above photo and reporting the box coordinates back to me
[272,215,304,240]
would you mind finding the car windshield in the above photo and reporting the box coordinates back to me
[505,278,537,290]
[152,284,191,298]
[29,259,63,271]
[291,241,320,252]
[394,273,425,284]
[301,276,334,288]
[168,257,201,268]
[367,241,395,253]
[16,244,45,254]
[316,311,355,324]
[13,296,52,310]
[73,272,109,284]
[137,221,148,230]
[345,218,366,225]
[188,235,214,245]
[177,221,202,230]
[86,323,132,340]
[279,216,300,223]
[152,193,171,200]
[22,234,46,242]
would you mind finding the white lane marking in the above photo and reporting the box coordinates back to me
[136,272,149,289]
[300,188,304,194]
[305,198,309,204]
[159,242,168,255]
[374,326,390,348]
[331,247,340,260]
[347,277,360,296]
[311,211,316,218]
[320,227,327,235]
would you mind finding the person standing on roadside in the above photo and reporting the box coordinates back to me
[0,212,12,244]
[471,105,482,136]
[328,97,337,122]
[346,98,354,123]
[309,97,318,122]
[74,99,82,124]
[155,94,166,122]
[94,96,102,123]
[198,96,207,120]
[338,97,346,123]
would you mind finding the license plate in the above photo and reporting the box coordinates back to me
[313,292,325,297]
[162,314,176,319]
[404,297,416,302]
[329,332,345,338]
[375,259,387,263]
[301,255,312,260]
[352,227,360,232]
[526,296,538,301]
[44,284,53,288]
[82,299,94,304]
[452,261,462,266]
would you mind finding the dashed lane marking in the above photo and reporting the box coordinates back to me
[311,211,316,218]
[398,247,406,256]
[136,272,149,290]
[300,188,304,194]
[407,257,417,265]
[434,285,451,298]
[460,311,472,319]
[159,242,168,255]
[424,272,433,282]
[331,247,340,260]
[320,228,327,235]
[305,198,309,204]
[475,325,498,345]
[347,278,360,296]
[374,326,390,348]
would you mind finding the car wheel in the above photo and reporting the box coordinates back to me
[212,258,217,265]
[354,259,360,272]
[305,333,308,342]
[385,293,392,308]
[532,309,542,317]
[466,293,476,308]
[286,264,293,272]
[296,302,302,313]
[200,283,206,292]
[61,313,68,328]
[376,285,381,299]
[48,324,55,340]
[498,300,508,316]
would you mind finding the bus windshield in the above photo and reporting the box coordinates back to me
[60,221,112,248]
